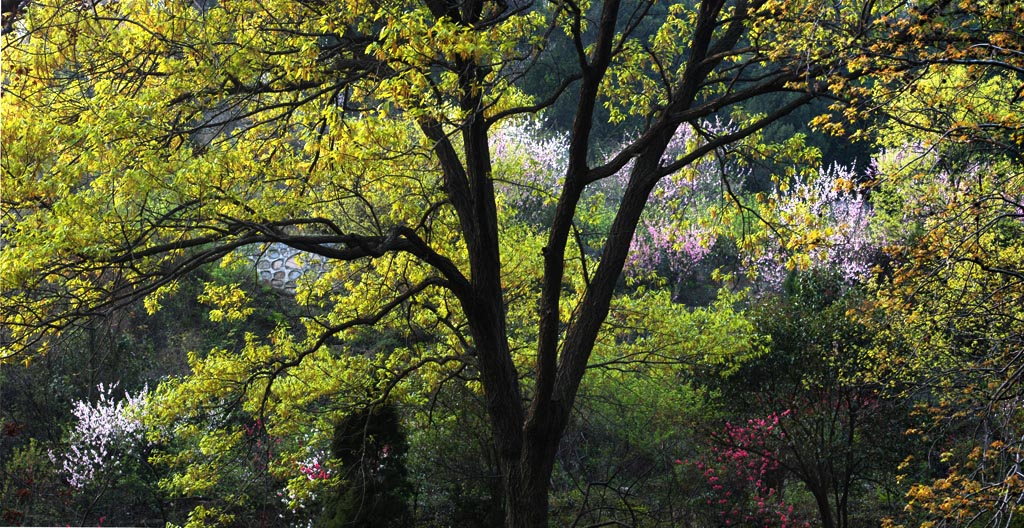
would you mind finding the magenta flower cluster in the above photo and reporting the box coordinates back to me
[297,450,330,481]
[689,411,808,527]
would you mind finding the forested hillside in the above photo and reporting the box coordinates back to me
[1,0,1021,526]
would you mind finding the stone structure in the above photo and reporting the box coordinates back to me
[251,243,327,293]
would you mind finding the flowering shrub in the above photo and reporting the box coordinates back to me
[626,217,711,280]
[626,123,736,284]
[492,118,728,288]
[693,411,809,528]
[297,450,331,481]
[275,445,334,523]
[491,120,570,226]
[749,163,880,291]
[54,383,148,489]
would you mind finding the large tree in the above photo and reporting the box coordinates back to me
[2,0,1018,525]
[864,63,1024,527]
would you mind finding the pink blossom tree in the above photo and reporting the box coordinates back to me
[747,163,881,293]
[492,119,733,294]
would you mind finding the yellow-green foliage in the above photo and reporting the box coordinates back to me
[596,287,767,378]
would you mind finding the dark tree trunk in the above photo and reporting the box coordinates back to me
[812,487,836,528]
[502,455,556,528]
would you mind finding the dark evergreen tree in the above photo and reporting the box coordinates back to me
[317,405,412,528]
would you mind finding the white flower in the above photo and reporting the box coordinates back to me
[59,383,148,488]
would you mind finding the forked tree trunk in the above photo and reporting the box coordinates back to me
[439,2,804,524]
